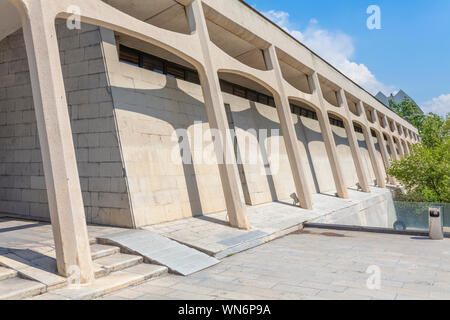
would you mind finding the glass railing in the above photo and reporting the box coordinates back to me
[309,196,449,235]
[389,202,450,232]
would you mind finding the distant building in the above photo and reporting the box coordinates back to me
[376,90,424,114]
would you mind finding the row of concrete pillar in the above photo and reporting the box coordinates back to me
[7,0,417,283]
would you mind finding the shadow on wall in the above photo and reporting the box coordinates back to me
[112,79,319,219]
[0,26,135,227]
[227,99,346,196]
[112,75,368,222]
[112,79,206,217]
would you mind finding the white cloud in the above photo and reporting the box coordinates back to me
[421,94,450,116]
[262,10,395,96]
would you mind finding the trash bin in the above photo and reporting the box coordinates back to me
[429,206,444,240]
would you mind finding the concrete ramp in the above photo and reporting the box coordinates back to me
[97,230,220,276]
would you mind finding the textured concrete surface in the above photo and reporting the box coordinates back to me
[0,0,417,231]
[0,217,170,299]
[0,22,132,227]
[98,227,450,300]
[144,186,393,258]
[0,217,124,275]
[0,0,419,284]
[98,229,220,275]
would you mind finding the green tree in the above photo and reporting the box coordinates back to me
[420,113,447,148]
[387,113,450,203]
[389,97,425,129]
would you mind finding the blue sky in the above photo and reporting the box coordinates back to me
[249,0,450,115]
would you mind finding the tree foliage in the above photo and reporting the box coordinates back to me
[420,113,448,148]
[388,139,449,202]
[387,107,449,203]
[389,97,425,129]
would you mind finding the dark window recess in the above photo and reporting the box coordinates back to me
[258,94,268,105]
[247,90,258,102]
[289,104,318,121]
[119,45,139,66]
[371,130,378,138]
[118,44,351,129]
[119,44,196,82]
[232,86,247,98]
[220,80,233,94]
[354,125,363,133]
[142,55,164,74]
[166,64,185,80]
[185,71,200,84]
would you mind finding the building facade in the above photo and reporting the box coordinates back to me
[0,0,419,282]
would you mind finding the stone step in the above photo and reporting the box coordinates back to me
[31,263,168,300]
[91,244,120,260]
[0,276,46,300]
[0,266,17,281]
[0,253,67,290]
[94,253,143,278]
[98,229,220,276]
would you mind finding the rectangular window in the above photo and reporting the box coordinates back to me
[233,86,246,98]
[258,94,268,105]
[166,63,185,80]
[118,45,338,123]
[142,55,164,74]
[186,71,200,84]
[119,45,139,66]
[220,80,233,94]
[247,90,258,102]
[354,125,363,133]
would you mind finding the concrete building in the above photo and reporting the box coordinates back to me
[0,0,419,282]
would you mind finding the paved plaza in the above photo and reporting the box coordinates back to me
[144,186,392,258]
[1,216,450,300]
[97,228,450,300]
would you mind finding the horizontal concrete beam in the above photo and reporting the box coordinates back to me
[202,0,418,135]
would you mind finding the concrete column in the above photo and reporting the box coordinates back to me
[186,0,250,229]
[405,142,411,155]
[378,133,397,185]
[15,1,94,282]
[337,90,371,192]
[374,112,391,163]
[402,140,409,155]
[391,123,404,159]
[357,102,386,188]
[387,134,400,161]
[371,109,397,184]
[309,72,349,199]
[385,120,399,160]
[373,109,398,185]
[396,138,405,158]
[263,46,313,209]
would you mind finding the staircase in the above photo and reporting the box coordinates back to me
[0,242,168,300]
[0,266,46,299]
